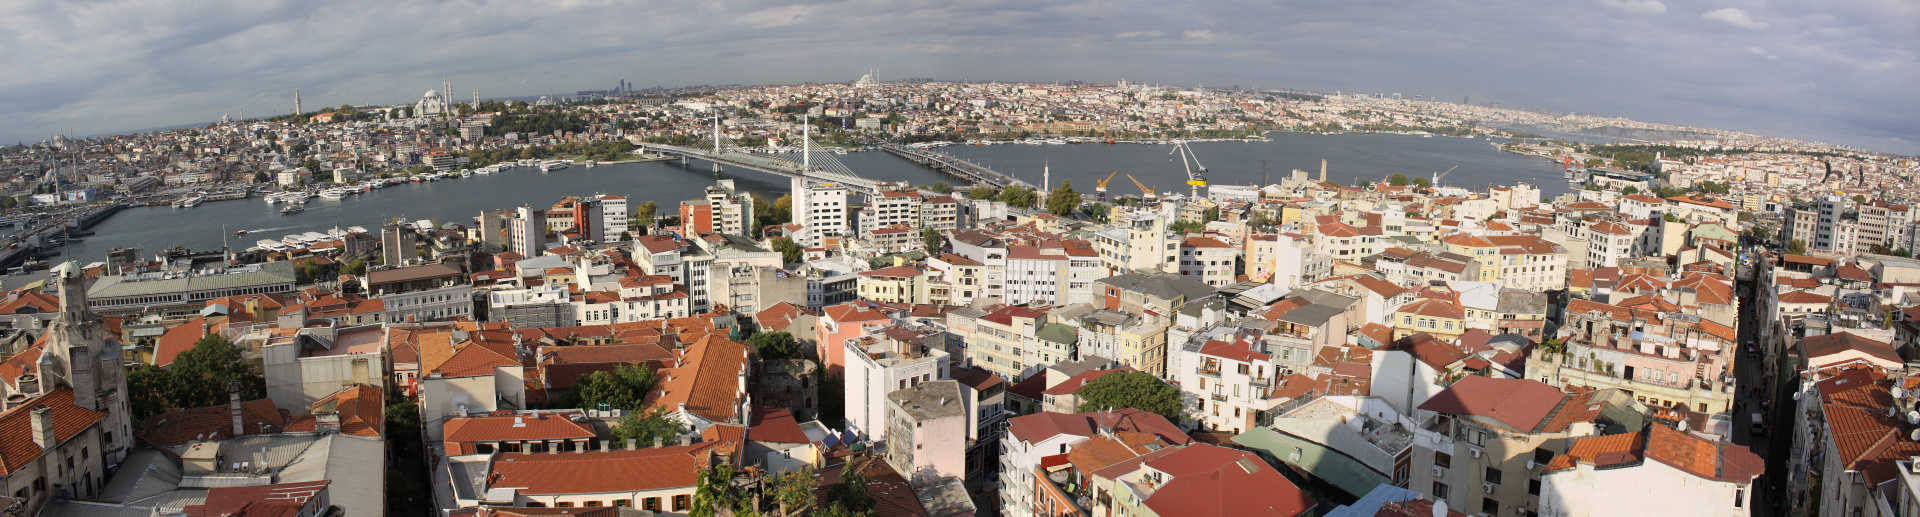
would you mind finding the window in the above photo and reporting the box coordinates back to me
[556,502,573,508]
[585,501,603,507]
[1435,451,1451,468]
[644,498,661,511]
[1482,497,1500,515]
[1532,448,1554,464]
[1465,428,1487,447]
[613,499,631,507]
[1734,488,1743,508]
[1529,478,1541,496]
[1432,482,1449,500]
[1484,467,1502,485]
[673,495,690,511]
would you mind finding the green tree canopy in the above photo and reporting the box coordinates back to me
[568,363,656,411]
[770,236,803,264]
[165,334,267,411]
[747,332,804,361]
[998,185,1039,209]
[1389,173,1409,186]
[1045,180,1079,216]
[1168,220,1205,234]
[1074,372,1183,424]
[1788,239,1808,254]
[920,227,942,252]
[635,200,659,226]
[611,406,685,448]
[1412,176,1432,189]
[925,181,954,194]
[966,187,997,200]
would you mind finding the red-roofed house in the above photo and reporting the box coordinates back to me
[1410,378,1637,516]
[1001,409,1190,516]
[1099,442,1316,517]
[644,334,751,431]
[816,301,897,376]
[1539,423,1761,515]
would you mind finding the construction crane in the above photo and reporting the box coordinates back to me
[1127,174,1158,203]
[1170,141,1209,200]
[1430,165,1458,188]
[1095,171,1118,200]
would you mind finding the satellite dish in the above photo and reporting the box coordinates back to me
[1432,500,1448,517]
[1793,392,1802,401]
[1677,420,1688,432]
[1896,387,1906,399]
[1912,428,1920,442]
[1908,411,1919,425]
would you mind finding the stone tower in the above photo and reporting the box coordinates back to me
[40,262,132,464]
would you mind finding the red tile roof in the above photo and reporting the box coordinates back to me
[140,398,290,447]
[1418,376,1567,433]
[747,406,811,444]
[1005,408,1189,445]
[1140,443,1316,517]
[645,334,748,423]
[0,387,106,475]
[444,411,596,454]
[487,446,702,495]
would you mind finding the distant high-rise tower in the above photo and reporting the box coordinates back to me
[294,89,302,115]
[1464,96,1470,105]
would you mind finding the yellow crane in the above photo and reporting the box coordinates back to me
[1095,171,1118,199]
[1127,174,1158,203]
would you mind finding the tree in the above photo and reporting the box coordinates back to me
[747,332,804,361]
[1389,173,1408,186]
[816,464,877,517]
[689,463,751,517]
[769,471,816,517]
[1622,186,1640,195]
[610,407,685,448]
[165,335,267,410]
[1074,372,1184,424]
[770,236,803,264]
[635,200,659,227]
[1202,207,1220,223]
[1748,225,1772,241]
[966,187,997,200]
[127,365,172,420]
[1045,180,1079,216]
[921,227,942,252]
[1412,176,1432,189]
[342,258,366,276]
[925,181,954,194]
[997,185,1038,209]
[1169,220,1205,234]
[252,171,269,183]
[1854,194,1869,205]
[569,363,656,410]
[385,399,421,446]
[1788,239,1807,254]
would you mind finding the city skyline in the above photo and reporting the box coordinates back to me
[2,1,1914,154]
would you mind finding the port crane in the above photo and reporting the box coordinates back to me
[1169,141,1208,200]
[1430,165,1457,189]
[1127,174,1158,203]
[1095,171,1117,200]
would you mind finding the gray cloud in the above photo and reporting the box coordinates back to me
[1,0,1913,153]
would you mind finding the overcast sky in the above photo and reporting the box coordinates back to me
[3,0,1914,153]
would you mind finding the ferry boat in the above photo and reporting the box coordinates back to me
[317,188,348,200]
[265,193,282,204]
[583,161,596,168]
[234,229,248,237]
[540,160,569,171]
[175,194,205,208]
[279,204,305,215]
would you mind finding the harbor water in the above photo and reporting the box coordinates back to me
[63,132,1568,263]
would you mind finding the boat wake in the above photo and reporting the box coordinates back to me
[246,226,293,234]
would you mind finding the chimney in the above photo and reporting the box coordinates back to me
[680,434,692,446]
[229,380,244,436]
[548,440,559,454]
[629,438,640,450]
[574,439,587,453]
[1320,159,1327,183]
[653,436,663,449]
[601,439,612,451]
[30,406,54,450]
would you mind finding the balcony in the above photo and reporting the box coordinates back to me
[1197,367,1222,378]
[1210,392,1228,402]
[1249,376,1272,387]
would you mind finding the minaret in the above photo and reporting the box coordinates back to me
[294,89,302,116]
[42,261,131,463]
[1044,159,1051,191]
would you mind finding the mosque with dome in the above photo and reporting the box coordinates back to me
[416,78,453,117]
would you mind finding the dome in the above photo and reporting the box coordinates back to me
[424,89,440,99]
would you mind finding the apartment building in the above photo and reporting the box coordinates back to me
[952,304,1077,381]
[1178,236,1237,287]
[1538,424,1762,517]
[1530,298,1737,414]
[1407,377,1643,517]
[1174,338,1276,433]
[885,380,969,483]
[843,325,951,441]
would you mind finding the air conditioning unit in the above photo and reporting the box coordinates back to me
[1469,448,1483,459]
[1483,481,1497,493]
[1432,465,1447,478]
